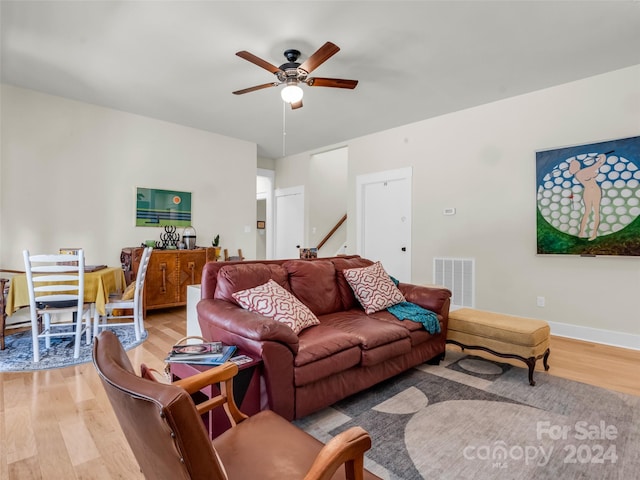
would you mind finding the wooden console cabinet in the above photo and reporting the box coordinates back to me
[121,247,216,316]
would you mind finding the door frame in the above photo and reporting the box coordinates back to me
[356,166,412,277]
[257,168,275,259]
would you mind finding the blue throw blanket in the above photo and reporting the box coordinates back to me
[387,276,440,334]
[387,302,441,334]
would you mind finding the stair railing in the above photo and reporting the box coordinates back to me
[317,214,347,251]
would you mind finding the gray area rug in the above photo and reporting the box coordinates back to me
[295,351,639,479]
[0,326,147,372]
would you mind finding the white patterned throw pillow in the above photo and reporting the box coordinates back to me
[232,279,320,334]
[343,261,406,314]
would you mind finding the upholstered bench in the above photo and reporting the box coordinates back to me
[447,308,550,386]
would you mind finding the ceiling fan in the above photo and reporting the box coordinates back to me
[232,41,358,110]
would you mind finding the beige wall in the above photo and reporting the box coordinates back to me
[274,65,639,347]
[344,65,640,346]
[307,148,348,256]
[0,85,257,270]
[275,147,348,256]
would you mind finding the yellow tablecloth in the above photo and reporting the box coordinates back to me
[6,267,126,317]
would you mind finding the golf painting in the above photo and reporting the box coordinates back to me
[536,135,640,256]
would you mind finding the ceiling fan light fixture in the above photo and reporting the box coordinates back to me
[234,42,357,110]
[281,84,303,104]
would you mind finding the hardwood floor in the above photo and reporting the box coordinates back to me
[1,308,638,479]
[447,335,640,396]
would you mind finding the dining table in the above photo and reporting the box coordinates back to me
[5,266,126,318]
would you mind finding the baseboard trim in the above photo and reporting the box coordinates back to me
[547,320,640,351]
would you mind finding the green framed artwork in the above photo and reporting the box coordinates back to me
[136,187,192,227]
[536,135,640,256]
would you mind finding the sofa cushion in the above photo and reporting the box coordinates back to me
[282,260,343,316]
[294,324,362,386]
[215,264,290,304]
[232,280,319,335]
[294,347,362,387]
[343,261,405,314]
[360,338,412,367]
[320,310,411,366]
[321,310,410,349]
[331,257,374,310]
[295,323,362,366]
[370,310,442,346]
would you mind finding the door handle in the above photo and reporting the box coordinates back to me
[296,245,300,248]
[401,247,407,252]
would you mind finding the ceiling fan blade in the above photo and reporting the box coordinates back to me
[306,77,358,89]
[236,51,282,74]
[232,82,279,95]
[298,42,340,74]
[291,100,303,110]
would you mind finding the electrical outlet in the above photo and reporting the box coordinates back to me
[536,296,545,307]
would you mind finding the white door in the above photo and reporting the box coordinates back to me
[275,186,304,259]
[357,168,412,282]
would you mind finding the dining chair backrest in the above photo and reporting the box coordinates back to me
[23,250,85,312]
[23,249,90,361]
[132,247,152,310]
[95,247,152,341]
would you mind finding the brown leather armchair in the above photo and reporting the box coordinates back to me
[93,330,381,480]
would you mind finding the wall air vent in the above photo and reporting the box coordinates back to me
[433,257,475,309]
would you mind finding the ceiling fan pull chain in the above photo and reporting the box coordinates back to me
[282,100,287,157]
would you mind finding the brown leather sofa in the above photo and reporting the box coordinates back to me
[197,255,452,421]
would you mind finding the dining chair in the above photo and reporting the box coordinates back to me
[223,248,244,261]
[23,249,92,362]
[93,330,379,480]
[94,247,152,341]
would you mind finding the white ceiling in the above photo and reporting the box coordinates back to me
[2,1,639,159]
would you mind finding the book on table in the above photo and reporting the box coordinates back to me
[166,344,237,365]
[170,341,222,356]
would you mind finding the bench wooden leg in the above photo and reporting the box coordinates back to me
[525,357,537,386]
[446,340,550,386]
[543,348,551,371]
